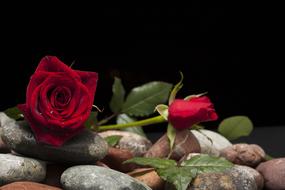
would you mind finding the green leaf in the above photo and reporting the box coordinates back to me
[124,157,177,169]
[181,154,233,174]
[126,155,233,190]
[4,107,23,120]
[265,154,274,161]
[218,116,253,140]
[84,112,98,129]
[122,82,173,117]
[155,104,169,120]
[191,124,205,130]
[117,114,146,137]
[104,135,123,147]
[110,77,126,113]
[167,123,176,151]
[169,72,184,105]
[184,92,208,101]
[157,166,196,190]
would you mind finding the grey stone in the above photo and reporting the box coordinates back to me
[256,158,285,190]
[188,172,236,190]
[99,130,152,156]
[0,113,15,127]
[60,165,151,190]
[191,129,232,156]
[226,165,263,190]
[0,128,10,153]
[0,113,108,164]
[0,153,46,185]
[166,165,262,190]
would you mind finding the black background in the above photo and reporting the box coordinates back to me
[1,6,284,133]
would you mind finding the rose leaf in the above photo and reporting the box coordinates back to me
[122,82,173,117]
[117,114,146,137]
[104,135,123,147]
[218,115,253,140]
[4,107,23,120]
[110,77,126,113]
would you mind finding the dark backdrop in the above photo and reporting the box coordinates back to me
[1,6,284,133]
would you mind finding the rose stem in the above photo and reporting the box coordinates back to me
[97,115,166,131]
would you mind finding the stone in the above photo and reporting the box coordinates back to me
[60,165,152,190]
[99,130,152,156]
[191,129,232,156]
[0,181,62,190]
[256,158,285,190]
[220,143,265,167]
[226,165,263,190]
[0,129,9,153]
[165,165,262,190]
[1,117,108,164]
[0,113,14,127]
[101,147,137,172]
[0,154,46,185]
[145,129,200,161]
[128,168,164,190]
[189,172,236,190]
[0,114,10,153]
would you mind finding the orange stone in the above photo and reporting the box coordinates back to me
[0,182,62,190]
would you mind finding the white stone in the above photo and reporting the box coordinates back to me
[191,129,232,156]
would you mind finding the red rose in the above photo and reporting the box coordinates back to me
[18,56,98,146]
[168,96,218,130]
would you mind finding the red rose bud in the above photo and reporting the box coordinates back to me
[168,96,218,130]
[18,56,98,146]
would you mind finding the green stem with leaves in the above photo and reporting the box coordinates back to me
[97,115,166,131]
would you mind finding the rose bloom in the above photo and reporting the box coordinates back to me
[168,96,218,130]
[18,56,98,146]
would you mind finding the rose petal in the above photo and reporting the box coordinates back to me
[36,56,81,81]
[26,71,50,106]
[76,70,98,102]
[168,97,218,130]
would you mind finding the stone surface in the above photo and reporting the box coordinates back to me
[0,154,46,185]
[165,164,262,190]
[128,168,164,190]
[226,165,263,190]
[0,113,13,127]
[191,129,232,156]
[220,143,265,167]
[1,116,108,164]
[0,114,10,153]
[0,129,9,153]
[0,181,62,190]
[189,165,261,190]
[256,158,285,190]
[99,130,152,157]
[61,165,151,190]
[189,172,236,190]
[101,147,137,172]
[145,129,200,161]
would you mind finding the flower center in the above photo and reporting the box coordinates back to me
[50,86,71,109]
